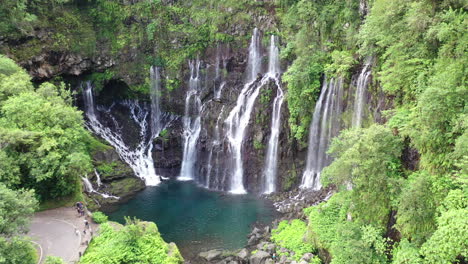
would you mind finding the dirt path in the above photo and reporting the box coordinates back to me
[27,207,98,264]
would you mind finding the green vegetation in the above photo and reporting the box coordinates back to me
[44,256,67,264]
[0,183,38,264]
[92,212,108,224]
[322,125,403,227]
[271,219,315,261]
[276,0,467,263]
[0,56,93,202]
[0,0,274,93]
[0,0,466,263]
[80,219,183,264]
[279,0,361,142]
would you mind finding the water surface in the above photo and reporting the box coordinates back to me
[107,180,278,258]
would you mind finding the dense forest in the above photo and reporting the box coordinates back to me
[0,0,466,264]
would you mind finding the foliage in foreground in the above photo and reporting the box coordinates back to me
[271,219,315,261]
[80,219,183,264]
[91,212,108,224]
[44,256,66,264]
[0,55,93,201]
[0,184,38,264]
[0,236,37,264]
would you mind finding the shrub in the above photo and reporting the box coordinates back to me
[271,219,315,261]
[92,212,108,224]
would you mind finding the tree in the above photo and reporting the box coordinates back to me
[0,56,93,200]
[0,55,33,105]
[394,172,439,245]
[0,185,38,264]
[0,183,37,237]
[391,239,423,264]
[420,189,468,263]
[322,125,403,227]
[0,237,37,264]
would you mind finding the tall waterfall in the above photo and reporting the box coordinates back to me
[351,58,372,128]
[262,35,283,194]
[179,59,202,181]
[204,106,225,189]
[150,66,163,136]
[82,67,174,186]
[224,28,262,194]
[301,78,344,189]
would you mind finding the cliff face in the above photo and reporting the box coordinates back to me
[1,1,393,195]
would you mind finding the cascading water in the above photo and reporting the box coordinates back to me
[224,28,262,194]
[351,58,372,128]
[204,106,225,189]
[301,78,344,190]
[262,35,283,194]
[82,66,175,186]
[179,59,202,181]
[150,66,163,135]
[214,44,228,100]
[81,175,120,199]
[95,169,102,187]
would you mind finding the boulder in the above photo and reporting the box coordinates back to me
[257,242,276,254]
[199,249,223,261]
[237,248,249,259]
[248,235,259,246]
[301,253,314,262]
[249,250,270,264]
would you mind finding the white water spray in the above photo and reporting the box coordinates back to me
[179,59,203,181]
[224,28,262,194]
[262,35,283,194]
[301,78,344,189]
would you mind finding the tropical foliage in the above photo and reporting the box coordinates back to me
[80,219,183,264]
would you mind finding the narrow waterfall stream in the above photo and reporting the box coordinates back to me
[81,175,120,199]
[352,58,372,128]
[224,28,262,194]
[179,59,203,181]
[262,35,283,194]
[301,78,344,189]
[205,106,225,189]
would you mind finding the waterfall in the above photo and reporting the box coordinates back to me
[214,44,228,100]
[204,106,225,189]
[94,169,102,187]
[224,28,262,194]
[81,175,120,199]
[262,35,283,194]
[301,78,344,190]
[150,66,163,136]
[82,67,175,186]
[351,58,372,128]
[179,59,203,181]
[82,176,95,193]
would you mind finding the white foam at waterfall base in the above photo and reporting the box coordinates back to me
[179,59,202,181]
